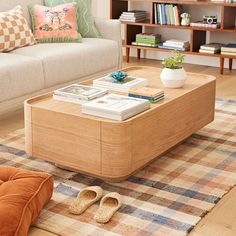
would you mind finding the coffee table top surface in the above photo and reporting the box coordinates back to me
[26,66,216,123]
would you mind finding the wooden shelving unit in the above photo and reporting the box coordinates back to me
[110,0,236,74]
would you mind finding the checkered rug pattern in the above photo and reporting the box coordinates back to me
[0,6,35,52]
[0,99,235,236]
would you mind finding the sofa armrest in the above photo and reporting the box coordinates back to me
[95,18,122,69]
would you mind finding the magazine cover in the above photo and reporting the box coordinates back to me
[54,84,108,100]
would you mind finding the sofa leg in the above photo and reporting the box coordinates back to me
[126,47,130,63]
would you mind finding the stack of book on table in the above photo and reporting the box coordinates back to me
[153,3,181,25]
[128,87,164,103]
[82,94,150,121]
[132,33,161,47]
[158,39,190,51]
[221,44,236,56]
[93,75,148,92]
[119,10,147,22]
[53,84,108,104]
[199,43,222,54]
[190,21,220,29]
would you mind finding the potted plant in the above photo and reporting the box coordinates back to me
[160,51,187,88]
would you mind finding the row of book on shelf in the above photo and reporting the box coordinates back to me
[154,3,181,25]
[119,10,147,22]
[198,43,236,55]
[131,34,190,51]
[119,10,221,29]
[131,33,236,55]
[53,75,165,121]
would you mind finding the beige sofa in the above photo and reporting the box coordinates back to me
[0,0,122,115]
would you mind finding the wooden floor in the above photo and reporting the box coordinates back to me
[0,58,236,236]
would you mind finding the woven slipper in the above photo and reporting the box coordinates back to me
[69,186,103,215]
[94,192,122,223]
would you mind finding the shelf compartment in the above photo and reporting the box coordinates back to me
[119,0,236,7]
[124,44,236,59]
[190,30,206,52]
[121,20,236,32]
[221,6,236,29]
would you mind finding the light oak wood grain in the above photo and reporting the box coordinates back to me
[24,66,216,181]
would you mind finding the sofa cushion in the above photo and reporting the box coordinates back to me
[0,6,36,52]
[10,38,119,87]
[0,53,44,103]
[0,166,53,236]
[28,3,82,43]
[45,0,101,38]
[0,0,43,26]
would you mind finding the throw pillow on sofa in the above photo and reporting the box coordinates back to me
[28,3,82,43]
[0,6,36,52]
[45,0,101,38]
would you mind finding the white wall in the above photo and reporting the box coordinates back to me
[93,0,236,69]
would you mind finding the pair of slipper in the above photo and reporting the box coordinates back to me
[69,186,122,223]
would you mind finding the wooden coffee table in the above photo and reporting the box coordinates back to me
[24,66,216,182]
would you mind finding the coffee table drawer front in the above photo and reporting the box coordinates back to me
[131,81,215,171]
[27,108,101,175]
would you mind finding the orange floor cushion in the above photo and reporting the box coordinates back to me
[0,166,54,236]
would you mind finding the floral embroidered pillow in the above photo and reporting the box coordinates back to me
[28,3,82,43]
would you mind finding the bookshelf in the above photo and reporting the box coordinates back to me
[110,0,236,74]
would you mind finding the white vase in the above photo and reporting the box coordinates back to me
[160,68,187,88]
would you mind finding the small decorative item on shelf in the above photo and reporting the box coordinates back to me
[110,71,128,82]
[181,13,190,26]
[203,15,217,25]
[160,51,187,88]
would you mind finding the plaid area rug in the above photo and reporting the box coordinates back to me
[0,99,236,236]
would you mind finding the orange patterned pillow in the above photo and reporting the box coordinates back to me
[0,6,36,52]
[28,3,82,43]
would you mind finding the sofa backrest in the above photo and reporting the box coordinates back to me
[0,0,43,26]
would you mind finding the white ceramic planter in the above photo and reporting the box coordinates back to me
[160,68,187,88]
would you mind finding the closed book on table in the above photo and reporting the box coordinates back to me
[93,75,148,92]
[129,87,164,97]
[128,94,164,103]
[82,94,150,121]
[54,84,108,101]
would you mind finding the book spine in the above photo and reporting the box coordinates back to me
[158,4,162,25]
[165,5,170,25]
[174,6,179,25]
[154,3,157,24]
[170,5,174,25]
[161,4,166,24]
